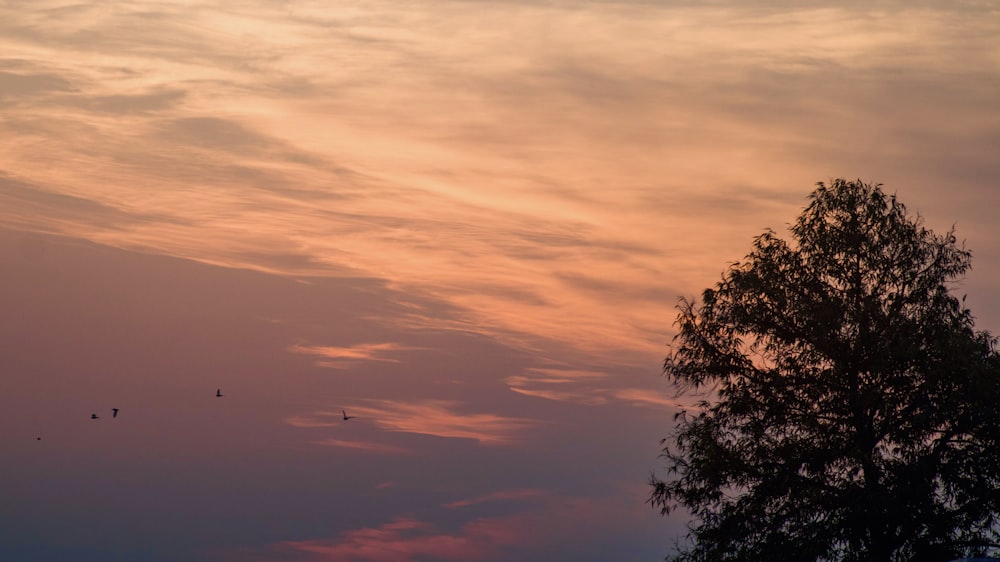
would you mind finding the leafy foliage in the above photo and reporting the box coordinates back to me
[651,180,1000,562]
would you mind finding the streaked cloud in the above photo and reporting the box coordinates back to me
[612,388,689,410]
[355,400,537,446]
[507,384,608,406]
[289,342,420,368]
[0,173,185,233]
[289,400,537,446]
[517,368,609,383]
[505,368,693,410]
[4,0,996,364]
[505,368,610,405]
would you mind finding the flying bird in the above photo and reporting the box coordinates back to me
[342,410,355,420]
[91,413,99,419]
[112,408,119,418]
[216,389,223,397]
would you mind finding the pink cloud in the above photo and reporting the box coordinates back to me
[289,400,537,446]
[612,388,689,409]
[241,493,637,562]
[518,367,609,383]
[264,516,519,562]
[504,368,610,405]
[507,385,608,405]
[289,343,420,368]
[355,400,537,445]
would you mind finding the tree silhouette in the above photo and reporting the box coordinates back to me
[651,180,1000,561]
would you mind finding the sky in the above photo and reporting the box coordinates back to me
[1,1,999,560]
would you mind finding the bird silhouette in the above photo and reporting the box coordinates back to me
[216,389,223,397]
[112,408,119,418]
[91,413,99,419]
[342,409,355,420]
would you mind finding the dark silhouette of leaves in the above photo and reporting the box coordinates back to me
[651,179,1000,562]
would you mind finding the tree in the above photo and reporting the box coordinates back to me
[650,179,1000,562]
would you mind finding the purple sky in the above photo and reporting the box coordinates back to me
[2,1,999,560]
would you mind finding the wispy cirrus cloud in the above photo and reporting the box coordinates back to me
[507,384,608,406]
[0,173,186,233]
[612,388,690,410]
[5,0,997,364]
[505,367,690,410]
[289,342,420,368]
[356,401,535,446]
[288,400,536,446]
[505,367,610,406]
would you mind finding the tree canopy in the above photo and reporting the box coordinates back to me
[651,179,1000,562]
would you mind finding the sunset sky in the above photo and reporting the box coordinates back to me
[2,1,999,560]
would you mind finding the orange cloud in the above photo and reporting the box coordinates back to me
[4,0,997,373]
[354,400,535,446]
[289,343,419,368]
[240,492,642,562]
[504,367,610,405]
[517,367,608,383]
[507,385,608,406]
[612,388,689,409]
[505,368,695,410]
[288,400,537,446]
